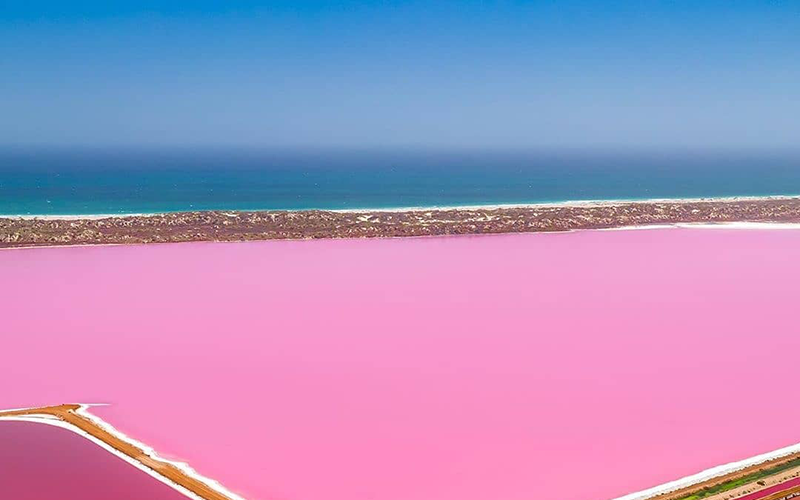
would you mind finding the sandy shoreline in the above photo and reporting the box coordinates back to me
[0,405,243,500]
[4,196,800,248]
[611,445,800,500]
[4,194,800,220]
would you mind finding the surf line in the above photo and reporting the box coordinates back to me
[0,404,246,500]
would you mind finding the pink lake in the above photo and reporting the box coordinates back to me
[0,420,188,500]
[2,229,800,500]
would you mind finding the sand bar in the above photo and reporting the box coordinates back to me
[4,196,800,247]
[0,405,240,500]
[0,418,195,500]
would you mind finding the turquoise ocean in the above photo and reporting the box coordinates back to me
[2,149,800,215]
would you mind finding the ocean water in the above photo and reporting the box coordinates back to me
[1,148,800,214]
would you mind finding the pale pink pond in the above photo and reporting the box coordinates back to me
[2,229,800,500]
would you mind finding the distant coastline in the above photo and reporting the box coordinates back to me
[3,195,800,248]
[4,194,800,219]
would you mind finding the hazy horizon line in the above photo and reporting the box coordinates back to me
[4,143,800,156]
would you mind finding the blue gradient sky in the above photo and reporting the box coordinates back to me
[2,1,799,149]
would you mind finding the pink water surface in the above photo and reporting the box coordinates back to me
[737,477,800,500]
[0,421,188,499]
[2,229,800,500]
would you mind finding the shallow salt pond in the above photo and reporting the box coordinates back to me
[2,228,800,500]
[0,421,188,499]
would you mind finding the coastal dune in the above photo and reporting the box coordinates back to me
[3,196,800,248]
[2,228,800,500]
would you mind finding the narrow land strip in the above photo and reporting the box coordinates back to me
[618,453,800,500]
[0,405,240,500]
[692,465,800,500]
[3,197,800,248]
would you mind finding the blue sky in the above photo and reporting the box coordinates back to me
[2,1,799,149]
